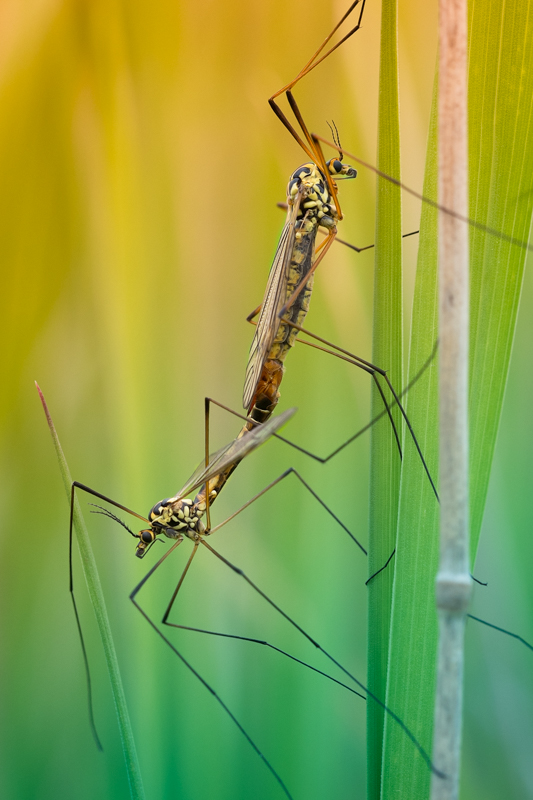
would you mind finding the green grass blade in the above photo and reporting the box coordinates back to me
[380,1,533,797]
[468,0,533,553]
[367,0,403,796]
[36,384,146,800]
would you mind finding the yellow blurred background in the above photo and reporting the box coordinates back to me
[1,1,532,799]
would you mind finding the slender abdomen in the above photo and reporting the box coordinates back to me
[248,221,318,423]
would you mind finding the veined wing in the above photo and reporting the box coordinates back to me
[170,407,297,502]
[242,189,305,410]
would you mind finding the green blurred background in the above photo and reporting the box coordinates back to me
[1,1,531,798]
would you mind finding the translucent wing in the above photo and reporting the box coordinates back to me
[242,190,305,410]
[170,407,297,502]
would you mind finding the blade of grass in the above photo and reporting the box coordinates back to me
[467,0,533,555]
[367,0,403,796]
[381,1,533,797]
[36,383,145,800]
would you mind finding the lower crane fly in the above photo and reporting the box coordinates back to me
[71,408,298,560]
[61,406,299,798]
[43,387,443,800]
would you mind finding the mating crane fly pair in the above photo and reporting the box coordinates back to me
[77,0,417,566]
[51,0,459,796]
[42,0,533,796]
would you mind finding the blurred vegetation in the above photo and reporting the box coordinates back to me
[0,2,532,799]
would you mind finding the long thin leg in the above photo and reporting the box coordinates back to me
[207,466,366,553]
[276,201,419,253]
[333,228,420,252]
[244,310,402,464]
[271,1,367,100]
[163,620,364,699]
[68,481,148,750]
[250,320,463,592]
[246,303,262,324]
[72,481,149,525]
[162,543,200,623]
[128,537,294,800]
[365,549,396,585]
[285,332,402,458]
[206,388,403,472]
[198,415,440,594]
[365,546,486,588]
[157,467,368,695]
[285,321,440,501]
[467,614,533,652]
[252,331,440,472]
[200,539,443,778]
[269,0,368,211]
[161,538,365,700]
[68,484,103,751]
[314,134,533,254]
[206,393,405,595]
[203,397,212,531]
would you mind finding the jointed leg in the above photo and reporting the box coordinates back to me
[203,398,213,531]
[281,323,440,501]
[67,480,148,751]
[199,538,441,777]
[269,1,368,211]
[159,466,367,694]
[276,202,419,253]
[68,484,103,751]
[207,466,366,554]
[127,537,293,799]
[205,394,398,469]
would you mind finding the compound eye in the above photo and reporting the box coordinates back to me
[331,159,343,174]
[140,530,153,544]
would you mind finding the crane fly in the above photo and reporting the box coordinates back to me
[72,408,298,559]
[243,1,365,422]
[243,157,356,422]
[62,406,308,797]
[46,386,444,799]
[241,0,439,506]
[246,65,533,497]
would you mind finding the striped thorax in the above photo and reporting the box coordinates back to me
[135,492,217,557]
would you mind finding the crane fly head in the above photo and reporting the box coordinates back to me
[325,120,356,180]
[131,496,173,558]
[88,502,162,559]
[136,527,159,558]
[326,158,357,180]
